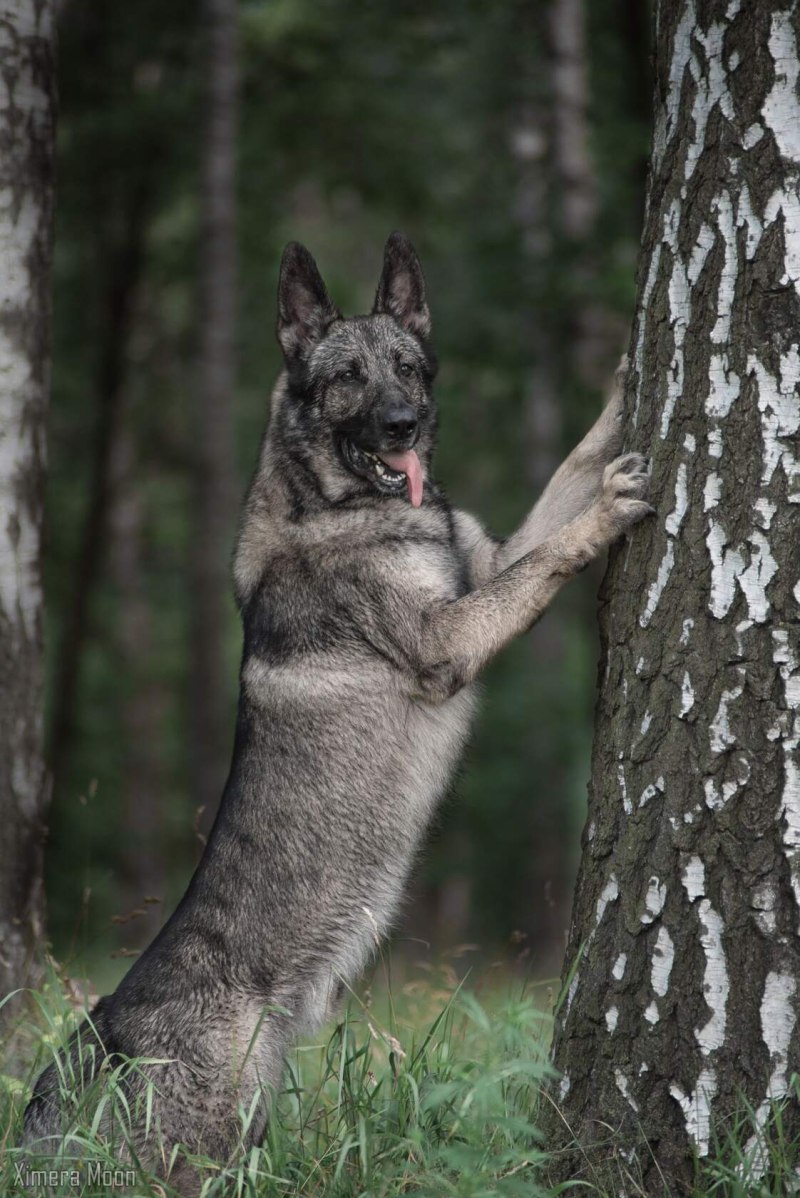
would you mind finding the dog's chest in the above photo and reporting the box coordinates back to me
[350,534,475,821]
[401,683,477,818]
[385,533,469,603]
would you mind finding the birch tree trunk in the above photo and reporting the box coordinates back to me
[189,0,238,826]
[0,0,56,1000]
[549,2,800,1189]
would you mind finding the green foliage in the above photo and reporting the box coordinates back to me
[3,969,559,1197]
[3,971,799,1197]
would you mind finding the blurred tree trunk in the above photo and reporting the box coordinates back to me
[109,418,167,944]
[622,0,655,217]
[189,0,239,828]
[549,0,612,391]
[49,180,151,791]
[550,0,597,245]
[509,0,601,962]
[549,2,800,1189]
[0,0,56,1000]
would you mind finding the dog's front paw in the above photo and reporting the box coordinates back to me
[595,452,653,541]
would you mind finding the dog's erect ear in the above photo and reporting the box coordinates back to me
[277,242,341,360]
[372,232,431,340]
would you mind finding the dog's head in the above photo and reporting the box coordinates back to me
[274,233,437,507]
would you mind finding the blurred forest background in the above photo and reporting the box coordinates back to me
[45,0,652,990]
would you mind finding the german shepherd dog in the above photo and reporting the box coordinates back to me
[23,234,650,1185]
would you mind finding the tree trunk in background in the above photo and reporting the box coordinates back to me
[622,0,655,220]
[109,419,167,944]
[550,0,616,392]
[189,0,238,828]
[550,0,596,246]
[511,63,566,964]
[549,2,800,1190]
[510,0,600,960]
[0,0,56,1001]
[49,181,151,792]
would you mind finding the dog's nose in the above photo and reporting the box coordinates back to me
[381,403,418,441]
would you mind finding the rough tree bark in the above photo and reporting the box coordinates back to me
[189,0,238,826]
[549,2,800,1191]
[0,0,56,1001]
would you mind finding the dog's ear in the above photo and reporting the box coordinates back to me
[373,232,431,340]
[277,242,341,360]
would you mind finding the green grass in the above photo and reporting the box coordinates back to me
[1,962,798,1197]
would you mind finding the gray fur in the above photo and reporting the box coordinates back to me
[23,237,649,1188]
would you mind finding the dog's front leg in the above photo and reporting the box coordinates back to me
[412,452,650,702]
[495,358,630,568]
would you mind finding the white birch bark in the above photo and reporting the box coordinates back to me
[0,0,56,1000]
[549,2,800,1187]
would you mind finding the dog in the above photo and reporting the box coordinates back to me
[23,233,650,1185]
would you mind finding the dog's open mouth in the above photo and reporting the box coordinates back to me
[340,439,424,507]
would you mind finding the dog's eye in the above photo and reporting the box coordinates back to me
[398,363,414,378]
[339,369,356,383]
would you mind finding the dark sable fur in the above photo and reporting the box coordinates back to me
[23,234,650,1191]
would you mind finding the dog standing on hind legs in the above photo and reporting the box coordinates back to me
[23,232,650,1187]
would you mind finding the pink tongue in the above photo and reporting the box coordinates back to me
[378,449,424,507]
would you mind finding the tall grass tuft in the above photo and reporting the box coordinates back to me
[2,964,798,1196]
